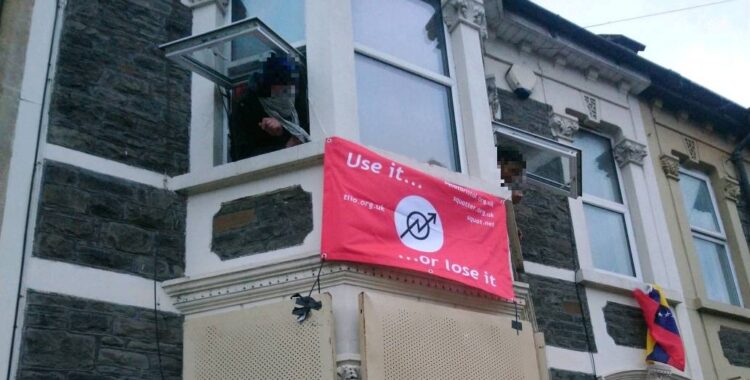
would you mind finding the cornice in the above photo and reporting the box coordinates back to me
[163,254,532,320]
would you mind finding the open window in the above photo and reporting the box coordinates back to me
[160,17,308,163]
[494,122,581,198]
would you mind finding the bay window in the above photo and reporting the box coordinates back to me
[678,169,742,306]
[352,0,460,170]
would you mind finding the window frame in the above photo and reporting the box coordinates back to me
[572,128,642,280]
[351,1,466,172]
[679,167,744,306]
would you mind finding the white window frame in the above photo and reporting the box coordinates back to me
[679,167,744,306]
[571,128,642,280]
[351,8,467,173]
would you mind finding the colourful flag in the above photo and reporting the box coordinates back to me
[321,137,514,299]
[633,285,685,371]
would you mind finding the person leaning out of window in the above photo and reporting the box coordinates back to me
[230,54,310,161]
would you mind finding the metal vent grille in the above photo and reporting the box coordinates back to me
[184,294,334,380]
[361,292,540,380]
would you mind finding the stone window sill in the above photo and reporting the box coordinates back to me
[695,297,750,322]
[169,140,325,194]
[576,268,684,304]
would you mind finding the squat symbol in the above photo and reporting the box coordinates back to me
[400,211,437,240]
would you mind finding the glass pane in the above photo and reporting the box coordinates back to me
[355,54,457,170]
[497,140,572,192]
[353,0,447,75]
[232,0,305,44]
[584,204,635,276]
[693,237,741,305]
[574,132,622,203]
[679,173,720,232]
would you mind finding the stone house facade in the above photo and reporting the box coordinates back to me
[0,0,748,379]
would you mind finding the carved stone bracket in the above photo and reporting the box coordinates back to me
[443,0,488,39]
[613,139,648,167]
[486,75,501,121]
[660,155,680,181]
[550,114,579,142]
[723,179,741,203]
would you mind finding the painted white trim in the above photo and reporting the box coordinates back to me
[522,261,575,282]
[45,144,167,188]
[0,0,60,377]
[545,346,594,374]
[24,258,178,313]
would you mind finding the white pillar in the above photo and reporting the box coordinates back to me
[306,0,359,141]
[442,0,499,182]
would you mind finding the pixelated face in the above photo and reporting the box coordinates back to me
[499,152,526,190]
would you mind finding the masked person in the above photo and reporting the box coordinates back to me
[229,54,310,161]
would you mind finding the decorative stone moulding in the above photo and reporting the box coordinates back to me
[549,113,579,142]
[682,136,699,163]
[486,75,502,121]
[581,93,601,123]
[660,155,680,181]
[723,179,741,202]
[613,139,648,167]
[443,0,488,38]
[337,363,361,380]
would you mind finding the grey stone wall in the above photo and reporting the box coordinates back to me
[603,302,646,348]
[47,0,191,176]
[212,185,313,260]
[523,274,597,352]
[34,160,185,280]
[495,88,554,138]
[718,325,750,367]
[17,290,182,380]
[514,182,577,270]
[549,368,596,380]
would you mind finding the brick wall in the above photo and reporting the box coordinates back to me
[47,0,191,176]
[34,161,186,280]
[212,185,313,260]
[17,290,182,379]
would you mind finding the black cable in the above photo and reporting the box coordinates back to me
[583,0,739,28]
[568,231,597,376]
[308,260,325,297]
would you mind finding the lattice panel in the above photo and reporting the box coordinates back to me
[361,292,540,380]
[184,294,334,380]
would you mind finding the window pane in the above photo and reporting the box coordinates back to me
[355,54,457,170]
[584,204,634,276]
[353,0,447,75]
[574,132,622,203]
[679,173,720,232]
[693,237,741,305]
[232,0,305,43]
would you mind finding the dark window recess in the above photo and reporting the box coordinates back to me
[160,17,309,163]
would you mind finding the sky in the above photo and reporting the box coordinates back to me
[529,0,750,107]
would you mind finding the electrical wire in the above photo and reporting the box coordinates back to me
[583,0,740,28]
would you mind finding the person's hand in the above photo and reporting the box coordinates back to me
[259,117,283,136]
[286,137,301,147]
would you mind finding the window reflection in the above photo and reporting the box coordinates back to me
[352,0,448,75]
[355,55,457,170]
[584,204,635,276]
[679,173,720,232]
[574,132,622,203]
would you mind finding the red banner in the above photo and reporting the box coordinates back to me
[321,137,514,300]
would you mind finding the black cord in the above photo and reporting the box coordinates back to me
[569,232,597,376]
[308,260,325,297]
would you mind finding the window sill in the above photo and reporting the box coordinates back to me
[169,140,325,194]
[695,297,750,322]
[575,268,684,304]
